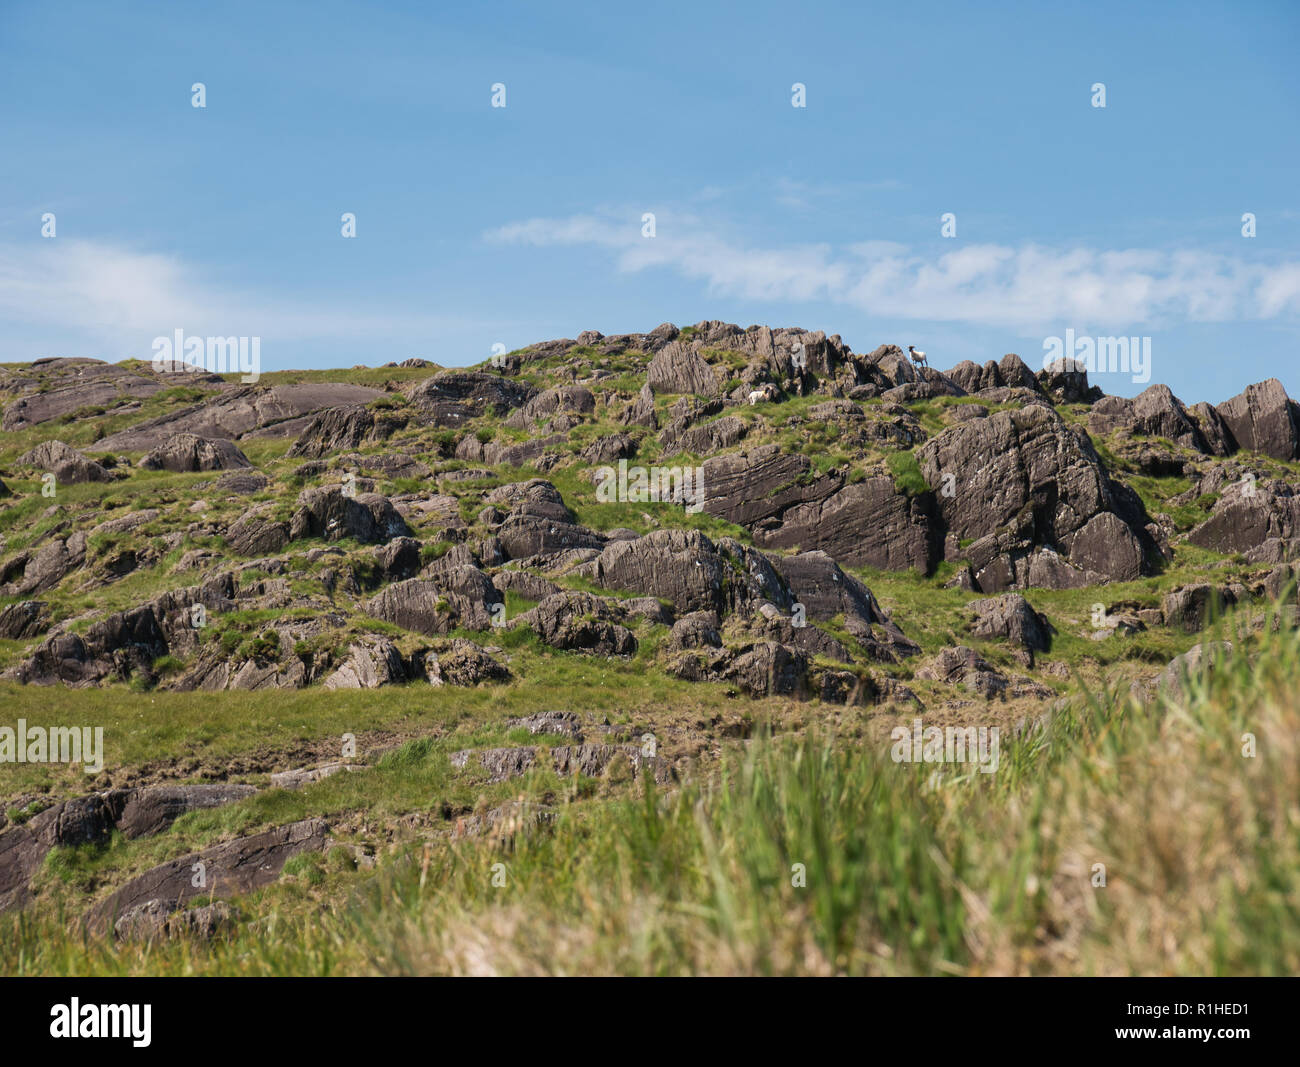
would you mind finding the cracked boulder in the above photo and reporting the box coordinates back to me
[918,403,1149,587]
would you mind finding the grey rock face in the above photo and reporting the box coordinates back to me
[581,432,638,464]
[0,601,50,639]
[114,899,235,942]
[918,404,1149,584]
[404,371,537,417]
[661,414,748,457]
[754,476,937,573]
[0,532,88,597]
[1088,384,1208,451]
[96,383,384,451]
[1,784,256,914]
[647,341,721,396]
[225,506,291,556]
[504,385,595,428]
[366,572,500,634]
[1156,641,1232,698]
[585,530,729,615]
[915,645,1009,699]
[87,817,329,932]
[701,445,841,530]
[323,637,408,689]
[116,784,259,839]
[772,551,918,660]
[287,406,378,458]
[1161,583,1236,633]
[450,747,537,783]
[619,383,658,429]
[1215,378,1300,460]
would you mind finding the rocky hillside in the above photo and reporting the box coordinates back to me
[1,323,1295,698]
[2,322,1297,944]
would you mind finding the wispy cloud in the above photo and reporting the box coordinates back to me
[0,239,477,357]
[487,211,1300,331]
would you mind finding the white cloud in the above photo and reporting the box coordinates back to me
[485,212,1300,331]
[0,239,475,356]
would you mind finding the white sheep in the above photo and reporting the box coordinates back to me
[748,384,777,405]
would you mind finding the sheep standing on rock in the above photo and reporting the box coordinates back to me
[748,384,779,405]
[907,345,928,369]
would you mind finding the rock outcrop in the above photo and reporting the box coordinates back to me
[1215,378,1300,461]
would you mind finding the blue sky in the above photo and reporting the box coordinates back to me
[1,0,1297,403]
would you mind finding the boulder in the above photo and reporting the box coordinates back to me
[918,404,1149,584]
[322,637,408,689]
[289,486,411,544]
[519,591,637,655]
[1156,641,1232,699]
[420,639,510,686]
[18,440,113,484]
[969,594,1052,653]
[140,433,252,472]
[916,646,1009,699]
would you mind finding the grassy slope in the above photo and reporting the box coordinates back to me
[3,604,1295,976]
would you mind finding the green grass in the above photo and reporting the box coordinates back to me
[885,450,929,497]
[4,606,1297,975]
